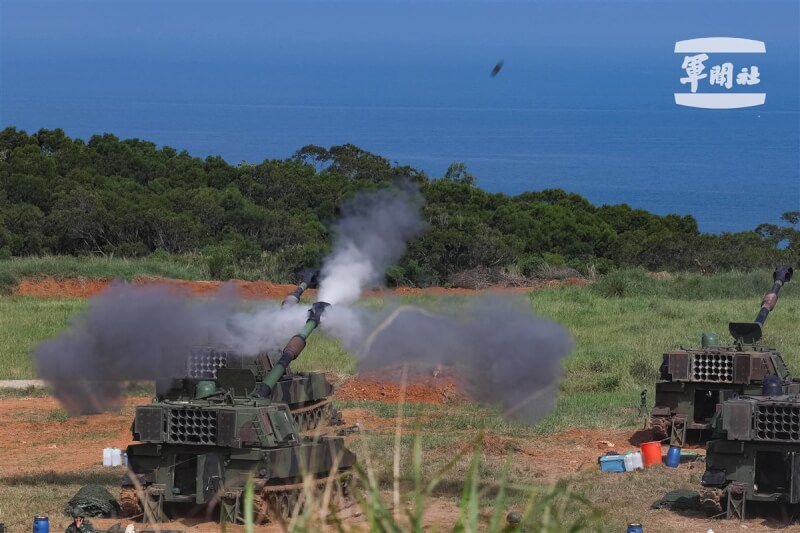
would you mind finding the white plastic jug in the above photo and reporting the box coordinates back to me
[103,447,112,467]
[623,453,634,472]
[631,451,644,470]
[111,448,122,467]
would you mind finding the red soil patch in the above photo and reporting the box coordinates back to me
[339,407,437,432]
[12,276,590,299]
[336,370,463,404]
[0,395,145,477]
[12,277,306,299]
[13,277,111,298]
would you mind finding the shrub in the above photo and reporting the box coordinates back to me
[629,359,659,385]
[203,245,235,281]
[591,269,659,298]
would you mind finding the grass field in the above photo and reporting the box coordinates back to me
[0,469,125,533]
[2,268,798,428]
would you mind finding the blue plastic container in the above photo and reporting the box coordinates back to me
[627,523,643,533]
[598,455,626,473]
[33,515,49,533]
[665,446,681,468]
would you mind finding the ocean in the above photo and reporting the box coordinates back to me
[2,43,798,234]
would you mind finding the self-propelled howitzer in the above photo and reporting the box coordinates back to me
[651,266,796,446]
[121,301,355,524]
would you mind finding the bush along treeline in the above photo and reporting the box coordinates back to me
[0,127,798,286]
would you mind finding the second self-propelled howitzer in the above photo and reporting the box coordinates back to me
[122,301,356,524]
[651,265,796,446]
[700,391,800,519]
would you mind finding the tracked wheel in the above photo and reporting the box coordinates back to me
[253,489,270,524]
[264,491,293,522]
[291,399,340,432]
[699,487,724,515]
[651,416,670,440]
[252,475,351,524]
[120,487,144,519]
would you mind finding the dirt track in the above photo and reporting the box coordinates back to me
[0,378,460,478]
[1,388,796,532]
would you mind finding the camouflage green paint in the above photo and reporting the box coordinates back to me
[702,395,800,517]
[651,266,795,445]
[124,303,354,519]
[160,345,334,417]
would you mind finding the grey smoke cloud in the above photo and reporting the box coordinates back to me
[34,283,307,414]
[323,297,572,423]
[34,184,423,413]
[35,185,425,414]
[36,185,570,424]
[318,184,424,305]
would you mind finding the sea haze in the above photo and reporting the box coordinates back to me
[1,0,798,234]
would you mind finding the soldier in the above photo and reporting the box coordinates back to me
[65,509,94,533]
[505,511,526,532]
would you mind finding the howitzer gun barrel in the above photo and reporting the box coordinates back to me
[262,302,330,394]
[754,265,793,326]
[281,269,321,308]
[729,265,793,343]
[281,282,308,308]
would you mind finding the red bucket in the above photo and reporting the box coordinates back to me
[640,441,662,468]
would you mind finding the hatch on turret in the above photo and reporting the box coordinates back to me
[729,322,763,344]
[134,406,164,442]
[216,368,257,397]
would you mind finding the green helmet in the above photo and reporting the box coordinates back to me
[195,380,216,399]
[507,511,522,524]
[70,508,85,518]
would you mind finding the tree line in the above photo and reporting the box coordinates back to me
[0,127,797,285]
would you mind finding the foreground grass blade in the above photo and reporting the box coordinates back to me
[244,473,254,533]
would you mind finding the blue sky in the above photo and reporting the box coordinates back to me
[2,0,798,110]
[3,1,798,52]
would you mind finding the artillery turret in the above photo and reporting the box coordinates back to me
[162,278,341,431]
[651,266,796,446]
[121,301,355,524]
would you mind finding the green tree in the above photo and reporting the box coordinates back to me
[46,186,110,254]
[443,162,476,186]
[0,127,35,153]
[1,173,51,210]
[9,144,56,178]
[4,203,47,254]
